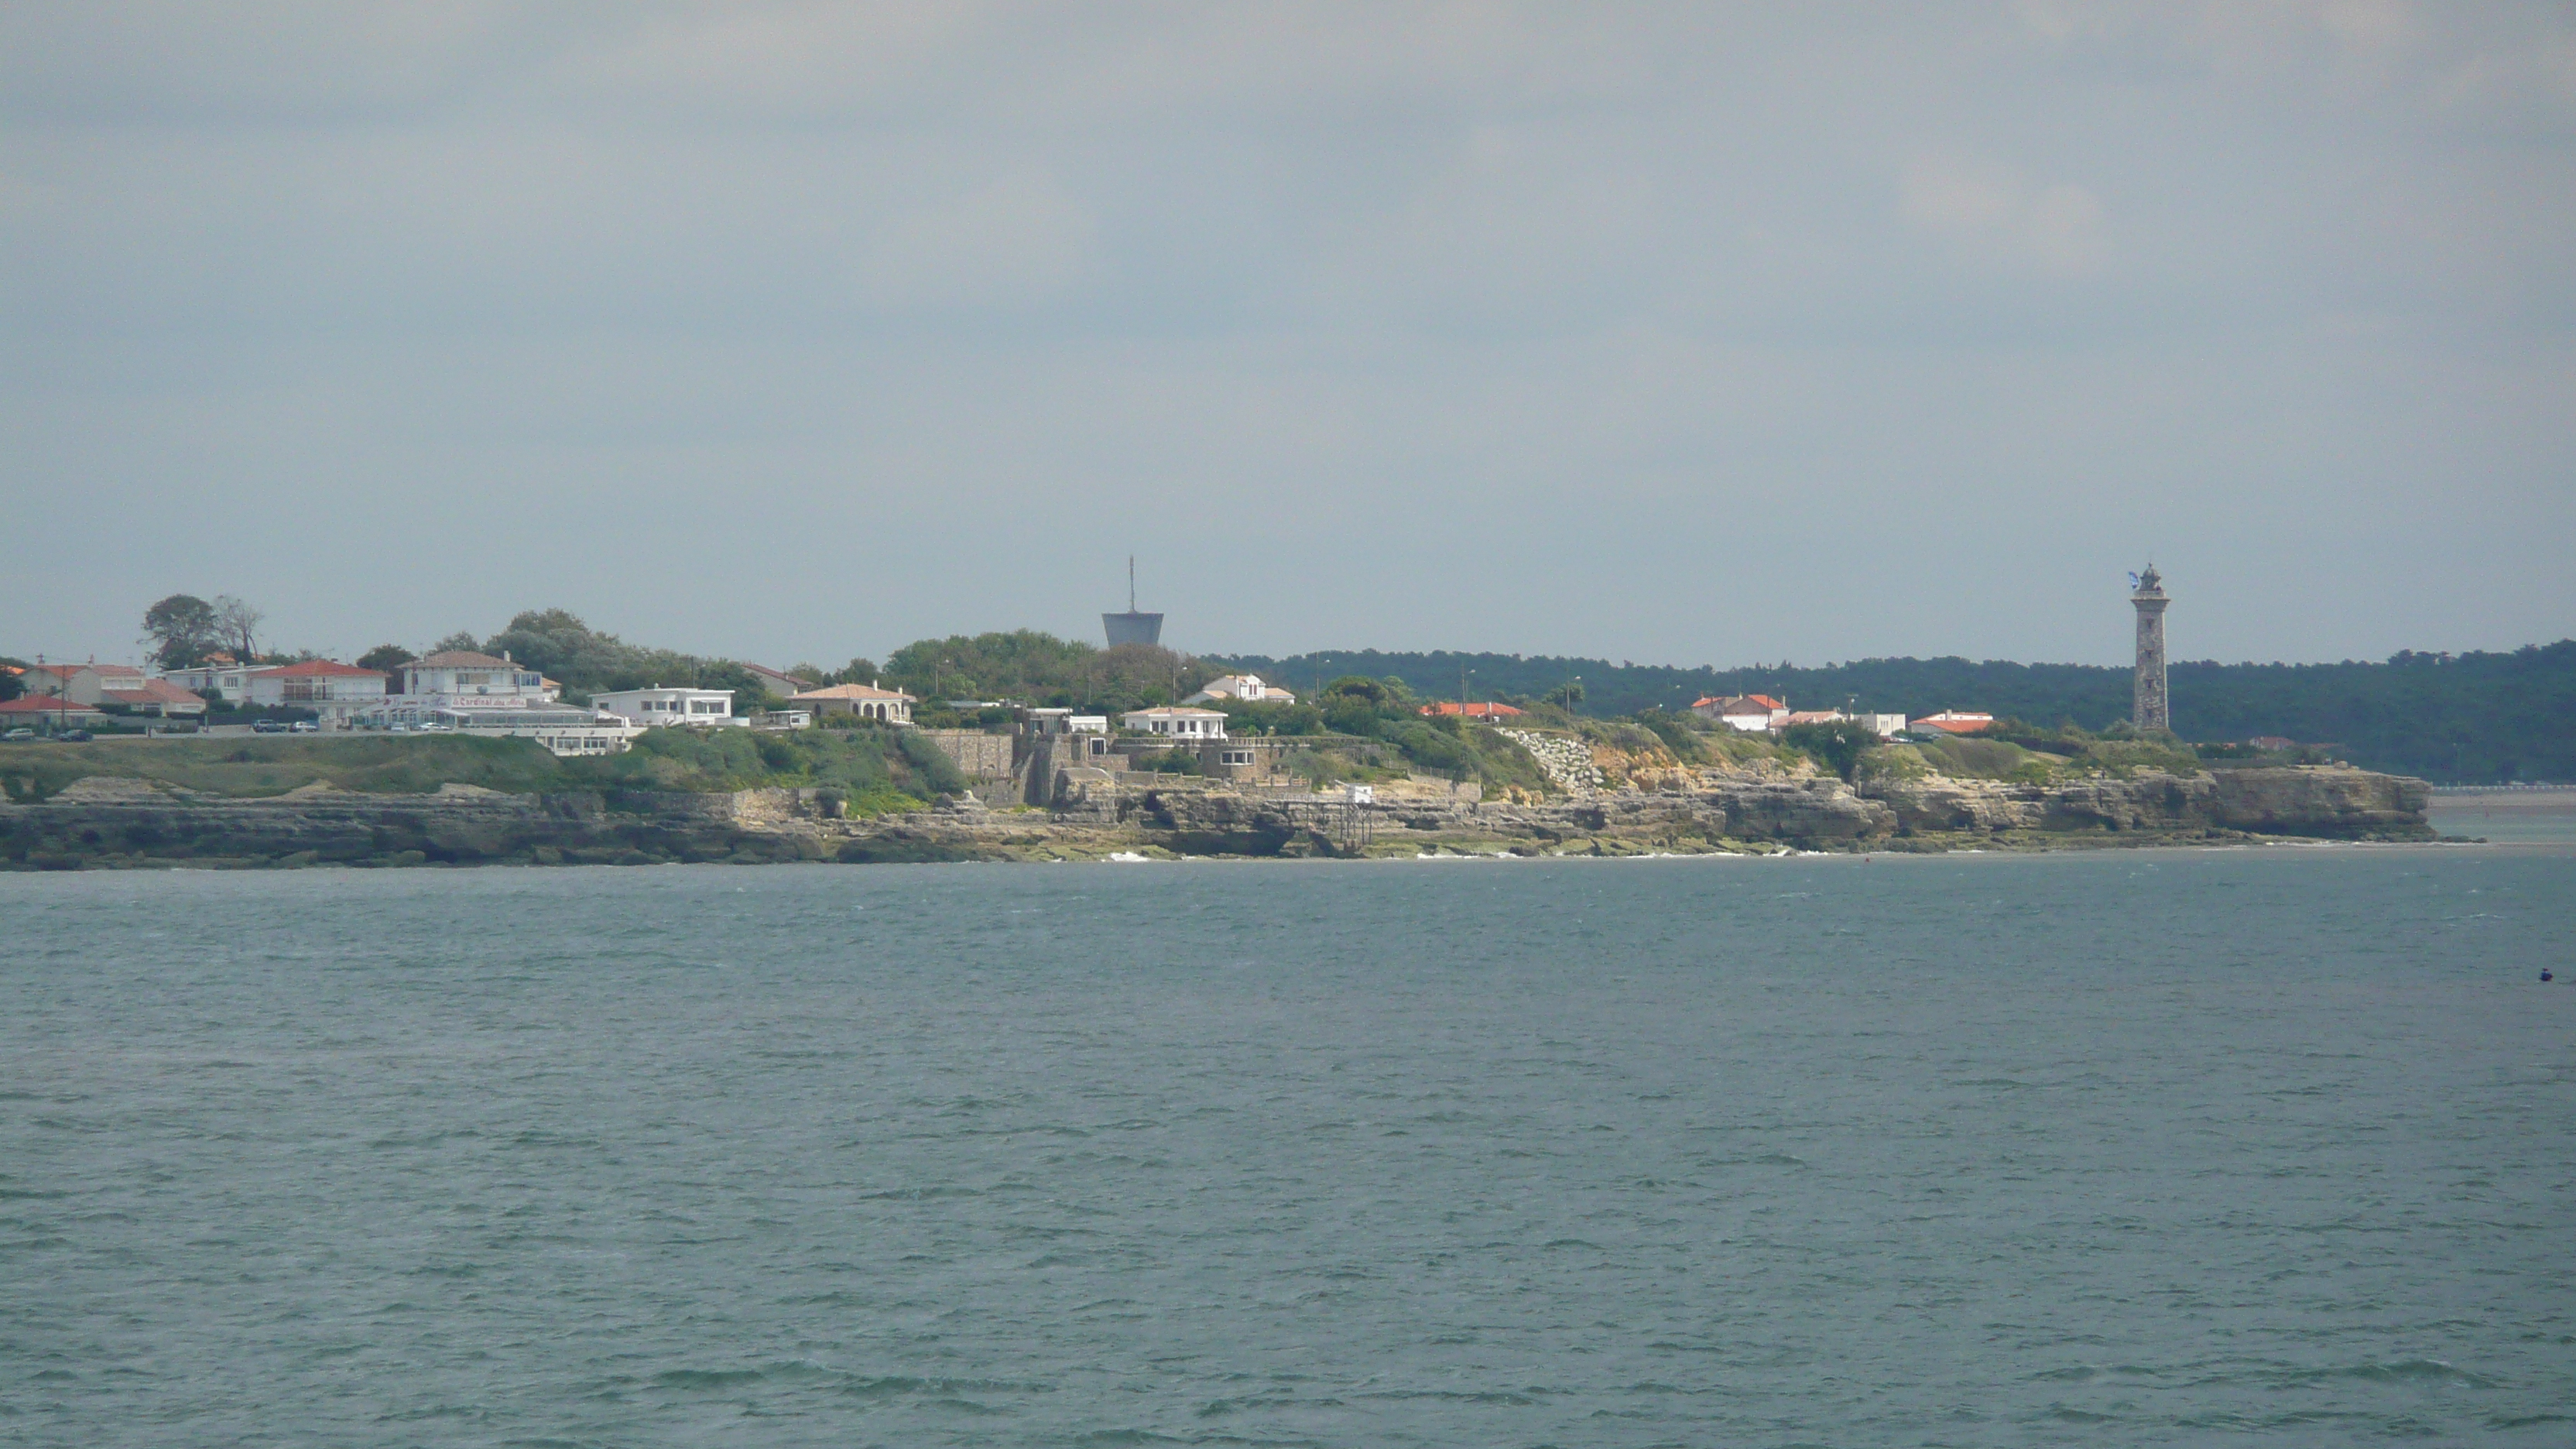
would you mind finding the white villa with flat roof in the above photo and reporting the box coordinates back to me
[591,687,740,728]
[1121,706,1228,739]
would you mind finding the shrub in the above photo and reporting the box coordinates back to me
[1780,719,1883,780]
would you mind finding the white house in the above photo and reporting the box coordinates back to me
[1691,694,1790,733]
[158,659,262,702]
[27,663,206,718]
[590,687,740,728]
[1121,706,1228,740]
[1184,673,1297,706]
[365,650,568,730]
[245,660,388,721]
[789,682,915,724]
[23,662,148,704]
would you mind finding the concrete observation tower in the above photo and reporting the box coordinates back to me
[2130,564,2170,731]
[1102,556,1163,648]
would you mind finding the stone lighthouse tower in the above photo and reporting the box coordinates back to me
[2131,564,2170,731]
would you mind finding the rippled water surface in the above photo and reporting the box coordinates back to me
[7,848,2574,1446]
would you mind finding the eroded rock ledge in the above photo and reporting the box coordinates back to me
[0,764,2433,869]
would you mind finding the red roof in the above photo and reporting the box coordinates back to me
[1421,701,1525,718]
[103,680,207,707]
[0,696,106,716]
[253,659,386,678]
[1693,694,1785,714]
[1911,711,1994,735]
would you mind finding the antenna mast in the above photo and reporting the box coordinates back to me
[1129,555,1136,612]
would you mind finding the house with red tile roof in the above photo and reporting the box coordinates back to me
[789,682,916,724]
[1910,711,1995,735]
[1691,694,1790,732]
[1,695,108,729]
[102,677,207,717]
[1420,701,1524,719]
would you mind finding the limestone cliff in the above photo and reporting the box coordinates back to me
[1,762,2432,870]
[1862,766,2431,843]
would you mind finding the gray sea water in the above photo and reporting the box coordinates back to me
[6,846,2573,1447]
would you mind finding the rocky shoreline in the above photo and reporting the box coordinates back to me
[0,763,2434,870]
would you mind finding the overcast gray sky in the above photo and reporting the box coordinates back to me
[5,1,2571,672]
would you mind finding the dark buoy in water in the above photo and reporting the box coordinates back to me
[2545,968,2556,983]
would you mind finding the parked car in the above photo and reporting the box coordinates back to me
[58,728,94,742]
[251,718,288,734]
[2,728,33,741]
[289,720,320,733]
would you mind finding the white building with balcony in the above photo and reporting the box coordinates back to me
[244,660,389,721]
[399,650,557,703]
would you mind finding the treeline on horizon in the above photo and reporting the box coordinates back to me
[1207,642,2576,785]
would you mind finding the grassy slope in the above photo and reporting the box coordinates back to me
[0,728,951,811]
[0,736,565,801]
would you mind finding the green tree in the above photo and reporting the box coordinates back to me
[693,660,771,708]
[1313,675,1415,736]
[140,594,221,668]
[1781,718,1885,781]
[357,644,415,676]
[0,657,24,702]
